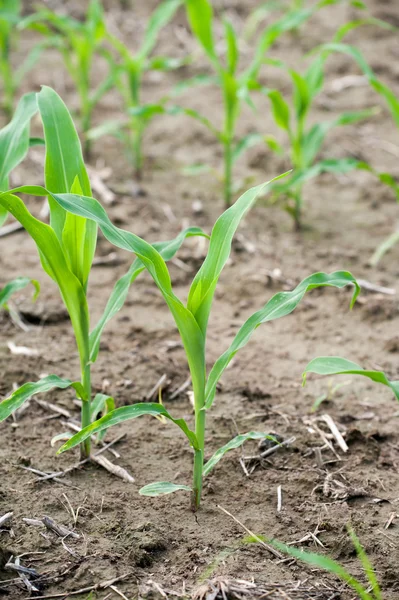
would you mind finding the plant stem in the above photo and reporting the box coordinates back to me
[80,362,92,459]
[132,120,143,180]
[0,58,14,119]
[224,139,232,207]
[191,407,206,511]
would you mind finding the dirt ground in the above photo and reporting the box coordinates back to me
[1,0,399,598]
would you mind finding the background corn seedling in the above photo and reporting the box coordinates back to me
[51,180,359,510]
[0,86,205,460]
[181,0,342,208]
[22,0,116,159]
[88,0,183,179]
[0,0,49,118]
[244,526,381,600]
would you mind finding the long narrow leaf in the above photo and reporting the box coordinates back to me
[203,432,272,477]
[205,272,360,408]
[0,276,39,307]
[303,356,399,402]
[57,403,199,453]
[139,482,192,496]
[0,375,85,421]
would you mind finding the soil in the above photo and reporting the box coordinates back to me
[1,0,399,598]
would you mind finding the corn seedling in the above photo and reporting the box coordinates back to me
[49,177,359,510]
[22,1,115,158]
[303,356,399,406]
[88,0,183,179]
[0,277,39,312]
[310,28,399,261]
[182,0,340,208]
[0,1,49,118]
[247,526,381,600]
[263,54,376,229]
[0,86,204,459]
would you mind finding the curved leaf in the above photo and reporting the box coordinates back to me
[57,403,199,453]
[205,272,360,408]
[185,0,217,65]
[0,276,39,307]
[89,226,208,362]
[303,356,399,402]
[203,431,273,477]
[139,0,182,61]
[0,375,85,422]
[0,92,37,190]
[139,481,192,496]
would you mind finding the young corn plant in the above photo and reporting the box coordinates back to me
[263,54,376,230]
[88,0,183,179]
[258,526,381,600]
[50,179,359,510]
[182,0,337,207]
[0,86,204,459]
[0,1,49,118]
[314,41,399,263]
[22,0,115,158]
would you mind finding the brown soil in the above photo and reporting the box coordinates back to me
[1,0,399,598]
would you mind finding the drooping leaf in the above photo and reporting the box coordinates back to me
[57,403,199,453]
[0,92,37,190]
[268,539,374,600]
[89,226,207,362]
[203,431,274,477]
[303,356,399,402]
[139,481,192,496]
[0,375,85,422]
[232,133,264,163]
[347,526,382,600]
[370,229,399,266]
[0,276,39,307]
[205,272,360,409]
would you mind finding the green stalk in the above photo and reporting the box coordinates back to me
[192,404,206,511]
[80,361,92,458]
[128,64,143,180]
[0,58,14,119]
[224,138,233,207]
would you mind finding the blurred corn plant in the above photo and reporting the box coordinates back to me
[22,0,116,158]
[262,55,376,230]
[52,177,359,510]
[0,87,205,460]
[0,0,49,118]
[245,526,381,600]
[314,40,399,263]
[181,0,337,207]
[88,0,184,179]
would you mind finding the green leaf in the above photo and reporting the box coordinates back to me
[289,70,310,122]
[268,539,374,600]
[203,432,273,477]
[267,90,291,132]
[0,92,38,190]
[187,177,287,337]
[91,393,115,442]
[232,133,264,163]
[0,191,90,369]
[139,481,192,496]
[57,403,199,453]
[370,229,399,266]
[303,357,399,402]
[89,226,208,363]
[0,276,39,307]
[138,0,182,61]
[347,526,382,600]
[224,19,238,75]
[185,0,217,64]
[37,86,96,289]
[205,272,360,409]
[0,375,85,422]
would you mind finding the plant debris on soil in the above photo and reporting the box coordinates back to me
[1,0,399,598]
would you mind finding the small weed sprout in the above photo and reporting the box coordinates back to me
[52,179,359,510]
[0,87,205,459]
[23,1,116,158]
[89,0,183,179]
